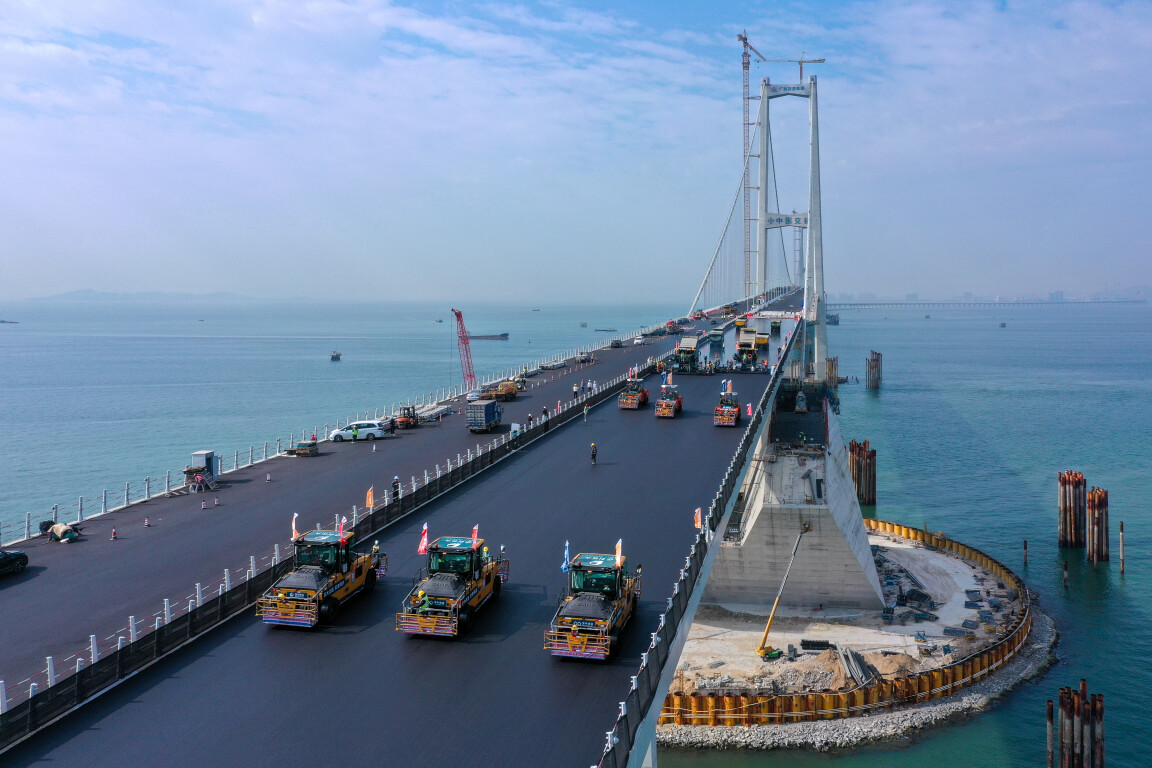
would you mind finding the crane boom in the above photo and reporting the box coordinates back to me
[451,308,476,391]
[756,522,812,659]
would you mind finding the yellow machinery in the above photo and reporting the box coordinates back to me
[545,552,641,660]
[257,530,386,627]
[756,523,811,659]
[396,536,509,636]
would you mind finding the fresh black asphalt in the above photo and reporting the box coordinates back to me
[4,370,772,767]
[0,340,671,692]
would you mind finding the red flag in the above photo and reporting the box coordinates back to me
[366,486,374,508]
[291,513,298,541]
[417,523,428,554]
[615,538,623,568]
[472,524,479,549]
[694,508,702,529]
[339,516,347,535]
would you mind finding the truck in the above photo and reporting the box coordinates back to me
[484,381,519,401]
[396,536,509,636]
[617,379,649,409]
[257,530,387,627]
[544,551,641,660]
[466,399,503,432]
[733,327,759,371]
[671,336,701,373]
[654,384,683,418]
[714,391,741,426]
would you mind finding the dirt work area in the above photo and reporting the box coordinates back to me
[671,532,1026,696]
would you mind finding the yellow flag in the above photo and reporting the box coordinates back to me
[615,538,623,568]
[366,486,374,508]
[694,507,702,529]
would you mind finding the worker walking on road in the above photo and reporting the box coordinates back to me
[590,443,597,465]
[583,404,589,422]
[352,425,359,441]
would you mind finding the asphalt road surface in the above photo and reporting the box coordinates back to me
[0,338,674,696]
[4,370,772,768]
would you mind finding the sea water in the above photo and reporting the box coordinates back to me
[663,304,1151,768]
[0,299,679,537]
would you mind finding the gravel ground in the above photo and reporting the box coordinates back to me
[657,604,1057,751]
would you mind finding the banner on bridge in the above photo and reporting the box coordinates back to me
[763,212,808,229]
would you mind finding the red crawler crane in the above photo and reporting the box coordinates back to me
[451,308,477,391]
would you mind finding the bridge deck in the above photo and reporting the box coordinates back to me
[0,341,669,697]
[4,370,774,767]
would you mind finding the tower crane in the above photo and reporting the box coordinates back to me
[451,308,476,392]
[737,31,767,301]
[763,53,826,82]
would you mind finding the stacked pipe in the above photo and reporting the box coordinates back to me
[1087,487,1110,565]
[865,351,882,389]
[848,439,877,506]
[1058,471,1087,548]
[1047,680,1104,768]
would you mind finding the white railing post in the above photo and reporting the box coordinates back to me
[46,656,56,687]
[352,506,358,526]
[52,504,58,522]
[224,569,231,591]
[165,470,171,494]
[129,616,138,642]
[155,617,163,631]
[102,490,108,515]
[0,681,6,714]
[164,599,171,623]
[24,512,30,541]
[78,496,84,522]
[250,555,257,576]
[273,545,280,565]
[145,476,150,499]
[90,634,99,664]
[124,482,130,508]
[196,583,203,607]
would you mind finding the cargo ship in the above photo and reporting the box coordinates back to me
[468,332,510,340]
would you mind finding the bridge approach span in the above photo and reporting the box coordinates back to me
[4,367,780,768]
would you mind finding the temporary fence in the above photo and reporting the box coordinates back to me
[653,518,1033,726]
[593,323,796,768]
[0,353,674,753]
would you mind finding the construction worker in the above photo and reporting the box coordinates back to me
[372,540,380,556]
[590,443,597,465]
[415,590,431,614]
[352,425,359,441]
[391,475,401,500]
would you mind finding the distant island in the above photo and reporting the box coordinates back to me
[27,289,254,303]
[0,319,18,324]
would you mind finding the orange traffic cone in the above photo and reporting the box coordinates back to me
[110,528,117,541]
[201,500,207,509]
[214,497,219,506]
[144,517,151,527]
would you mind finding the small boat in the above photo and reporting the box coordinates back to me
[532,308,541,312]
[435,319,443,323]
[999,322,1006,328]
[594,328,617,332]
[580,322,587,327]
[468,333,510,340]
[331,351,342,361]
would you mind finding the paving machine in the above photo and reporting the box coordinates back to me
[618,379,649,409]
[257,529,386,627]
[714,381,741,427]
[545,551,641,660]
[396,535,509,636]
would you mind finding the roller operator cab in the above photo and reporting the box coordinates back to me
[714,392,741,426]
[545,553,641,660]
[654,384,683,418]
[396,536,510,636]
[617,379,649,409]
[257,530,387,627]
[733,327,758,371]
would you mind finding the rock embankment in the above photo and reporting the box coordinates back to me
[657,606,1057,752]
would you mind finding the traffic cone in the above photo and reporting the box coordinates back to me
[201,500,207,509]
[372,444,377,453]
[144,518,151,527]
[110,528,117,541]
[214,497,219,506]
[266,473,271,482]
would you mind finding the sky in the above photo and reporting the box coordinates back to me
[1,0,1150,303]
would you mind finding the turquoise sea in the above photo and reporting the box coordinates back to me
[0,300,1148,767]
[664,303,1152,768]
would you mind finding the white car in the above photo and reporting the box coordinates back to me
[466,389,484,401]
[540,360,568,370]
[329,421,388,441]
[633,338,644,345]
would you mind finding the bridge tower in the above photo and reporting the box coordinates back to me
[758,74,827,381]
